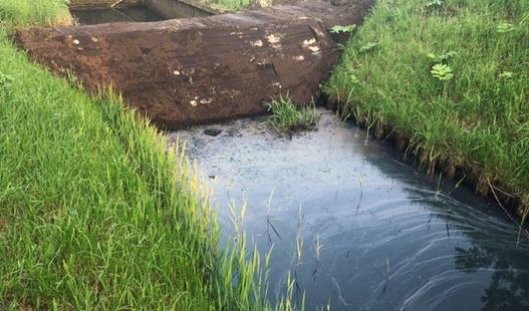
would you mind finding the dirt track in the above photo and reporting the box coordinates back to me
[15,0,373,129]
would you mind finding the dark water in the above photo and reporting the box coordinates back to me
[168,110,529,310]
[70,5,164,25]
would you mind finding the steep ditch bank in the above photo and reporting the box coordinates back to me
[14,0,373,129]
[0,28,227,309]
[324,0,529,223]
[324,96,529,228]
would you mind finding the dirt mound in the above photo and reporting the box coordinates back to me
[15,0,373,129]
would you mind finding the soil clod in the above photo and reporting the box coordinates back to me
[204,128,222,137]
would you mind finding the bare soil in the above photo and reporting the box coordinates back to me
[15,0,373,129]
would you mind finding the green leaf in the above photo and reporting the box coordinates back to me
[499,71,514,79]
[431,64,454,81]
[359,42,379,53]
[350,74,360,84]
[497,22,515,33]
[330,24,357,34]
[427,51,457,63]
[425,0,444,8]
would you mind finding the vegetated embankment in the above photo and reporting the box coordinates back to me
[325,0,529,221]
[0,0,298,309]
[14,0,373,129]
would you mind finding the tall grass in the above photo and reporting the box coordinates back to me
[0,0,72,26]
[267,94,319,134]
[0,1,298,309]
[325,0,529,209]
[0,29,223,309]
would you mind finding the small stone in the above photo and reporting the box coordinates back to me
[204,128,222,137]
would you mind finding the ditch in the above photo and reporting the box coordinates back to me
[70,0,214,25]
[169,109,529,310]
[71,5,164,24]
[11,0,529,309]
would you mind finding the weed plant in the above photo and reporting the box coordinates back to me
[267,94,319,134]
[325,0,529,210]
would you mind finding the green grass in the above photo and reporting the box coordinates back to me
[200,0,256,12]
[0,30,214,309]
[0,0,72,26]
[267,94,319,134]
[0,1,301,309]
[325,0,529,210]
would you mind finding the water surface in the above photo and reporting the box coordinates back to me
[167,110,529,310]
[71,5,164,25]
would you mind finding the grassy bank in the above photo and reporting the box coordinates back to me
[325,0,529,215]
[0,36,217,308]
[0,1,293,309]
[0,0,72,26]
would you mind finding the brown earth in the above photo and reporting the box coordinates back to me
[15,0,374,129]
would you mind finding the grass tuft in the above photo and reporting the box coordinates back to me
[0,0,72,26]
[267,94,319,134]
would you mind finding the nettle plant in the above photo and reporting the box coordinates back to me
[430,64,454,81]
[330,24,356,34]
[497,22,516,33]
[331,24,358,50]
[425,0,444,8]
[428,51,456,81]
[427,51,457,63]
